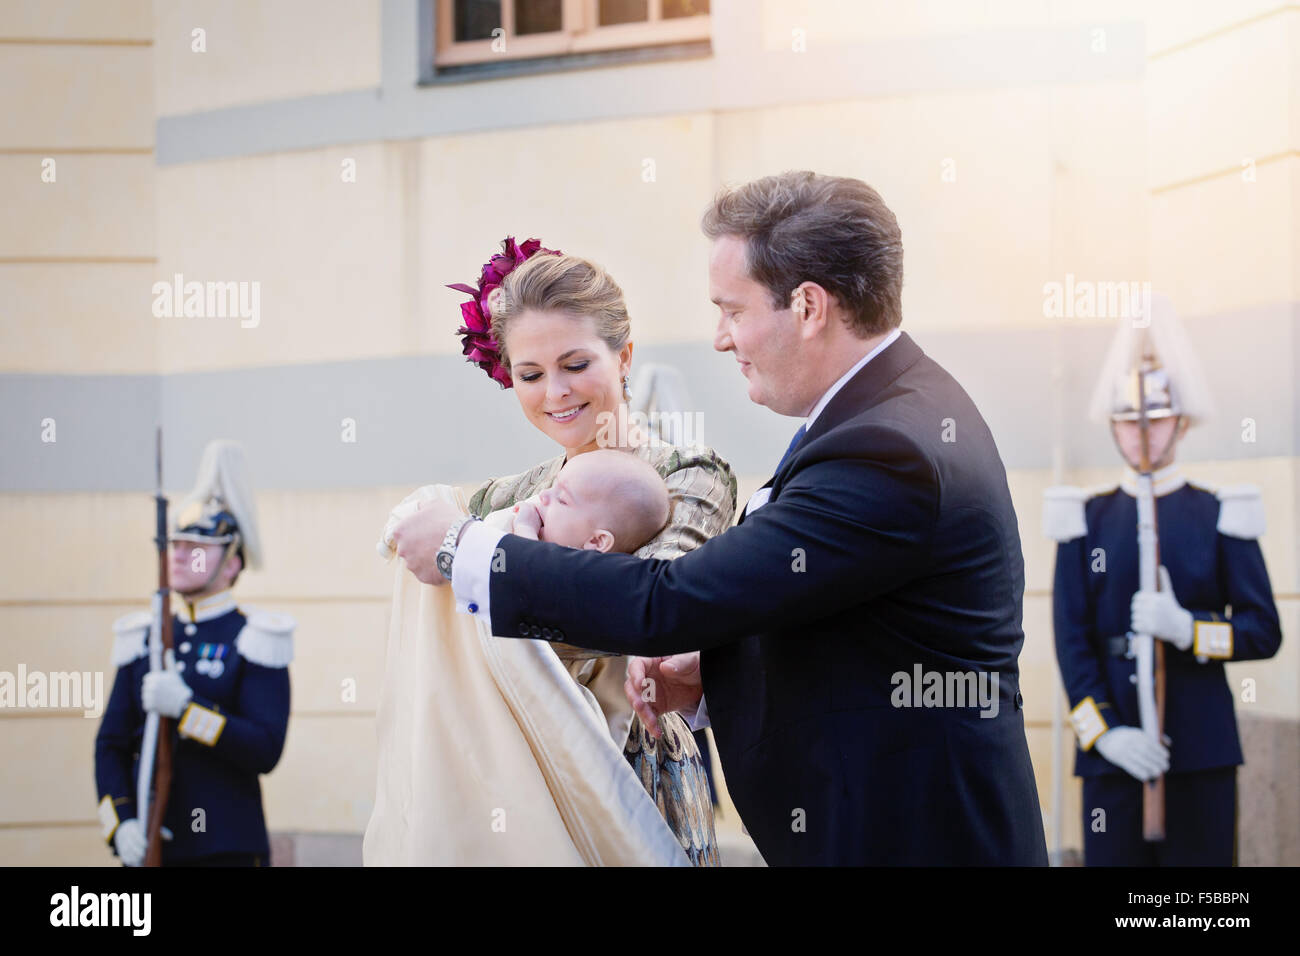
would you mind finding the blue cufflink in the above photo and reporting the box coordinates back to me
[468,602,479,614]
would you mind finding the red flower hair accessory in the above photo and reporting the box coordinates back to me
[447,237,561,389]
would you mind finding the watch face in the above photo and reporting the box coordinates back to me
[437,551,454,578]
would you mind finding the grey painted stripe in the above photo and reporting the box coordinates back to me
[1,374,161,491]
[1,305,1295,492]
[156,3,1144,167]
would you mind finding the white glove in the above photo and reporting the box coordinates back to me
[113,818,146,867]
[1130,566,1193,651]
[112,819,173,866]
[141,653,193,718]
[1094,726,1170,781]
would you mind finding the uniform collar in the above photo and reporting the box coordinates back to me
[1120,463,1185,498]
[179,589,238,623]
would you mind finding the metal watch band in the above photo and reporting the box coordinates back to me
[436,515,478,581]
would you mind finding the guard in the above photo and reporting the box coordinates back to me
[94,440,293,866]
[1045,297,1282,865]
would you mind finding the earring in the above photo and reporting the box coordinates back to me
[622,375,632,401]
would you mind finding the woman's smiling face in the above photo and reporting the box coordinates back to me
[504,308,632,457]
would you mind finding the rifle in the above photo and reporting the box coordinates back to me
[136,427,176,866]
[1132,350,1167,842]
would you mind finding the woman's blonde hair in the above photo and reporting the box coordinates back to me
[491,253,631,370]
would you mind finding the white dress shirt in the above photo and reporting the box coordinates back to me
[452,328,904,729]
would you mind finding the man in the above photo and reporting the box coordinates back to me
[1045,300,1282,865]
[396,171,1048,865]
[95,440,293,866]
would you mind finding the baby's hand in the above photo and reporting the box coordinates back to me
[512,500,543,540]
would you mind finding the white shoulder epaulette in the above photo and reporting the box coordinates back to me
[1042,486,1086,542]
[235,609,296,668]
[1213,483,1265,540]
[110,611,152,667]
[1042,482,1119,541]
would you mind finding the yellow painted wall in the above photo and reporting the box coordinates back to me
[152,0,382,115]
[2,0,1295,865]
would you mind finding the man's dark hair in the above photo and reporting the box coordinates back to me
[701,170,904,336]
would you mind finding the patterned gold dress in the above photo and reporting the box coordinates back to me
[467,442,737,867]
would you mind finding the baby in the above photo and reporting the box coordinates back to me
[487,449,670,554]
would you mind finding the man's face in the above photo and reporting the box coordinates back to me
[169,541,227,592]
[709,236,806,416]
[1112,417,1182,469]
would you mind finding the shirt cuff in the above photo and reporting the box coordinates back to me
[682,694,710,732]
[452,521,506,622]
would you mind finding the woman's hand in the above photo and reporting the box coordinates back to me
[391,499,465,586]
[624,652,704,739]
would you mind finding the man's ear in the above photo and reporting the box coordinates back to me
[582,529,616,553]
[224,553,243,587]
[793,283,830,340]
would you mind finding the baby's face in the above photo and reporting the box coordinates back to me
[535,465,606,550]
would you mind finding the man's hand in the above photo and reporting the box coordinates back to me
[391,499,464,586]
[113,818,146,867]
[113,819,173,866]
[1094,726,1170,781]
[141,654,192,718]
[1130,566,1194,651]
[624,652,704,739]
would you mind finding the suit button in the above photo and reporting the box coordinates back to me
[542,628,553,640]
[1015,691,1024,709]
[530,625,542,638]
[554,630,565,642]
[518,623,529,637]
[1129,674,1138,684]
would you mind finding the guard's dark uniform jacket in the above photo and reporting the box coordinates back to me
[94,591,292,864]
[1048,468,1282,864]
[1050,469,1281,773]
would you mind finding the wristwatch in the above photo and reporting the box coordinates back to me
[436,515,479,581]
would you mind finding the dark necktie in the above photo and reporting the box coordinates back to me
[774,424,807,476]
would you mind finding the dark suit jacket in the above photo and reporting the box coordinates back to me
[487,331,1048,865]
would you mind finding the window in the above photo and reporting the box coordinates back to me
[435,0,711,67]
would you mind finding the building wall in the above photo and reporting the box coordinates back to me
[1,0,158,865]
[2,0,1295,865]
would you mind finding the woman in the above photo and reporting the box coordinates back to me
[367,240,737,866]
[465,243,737,865]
